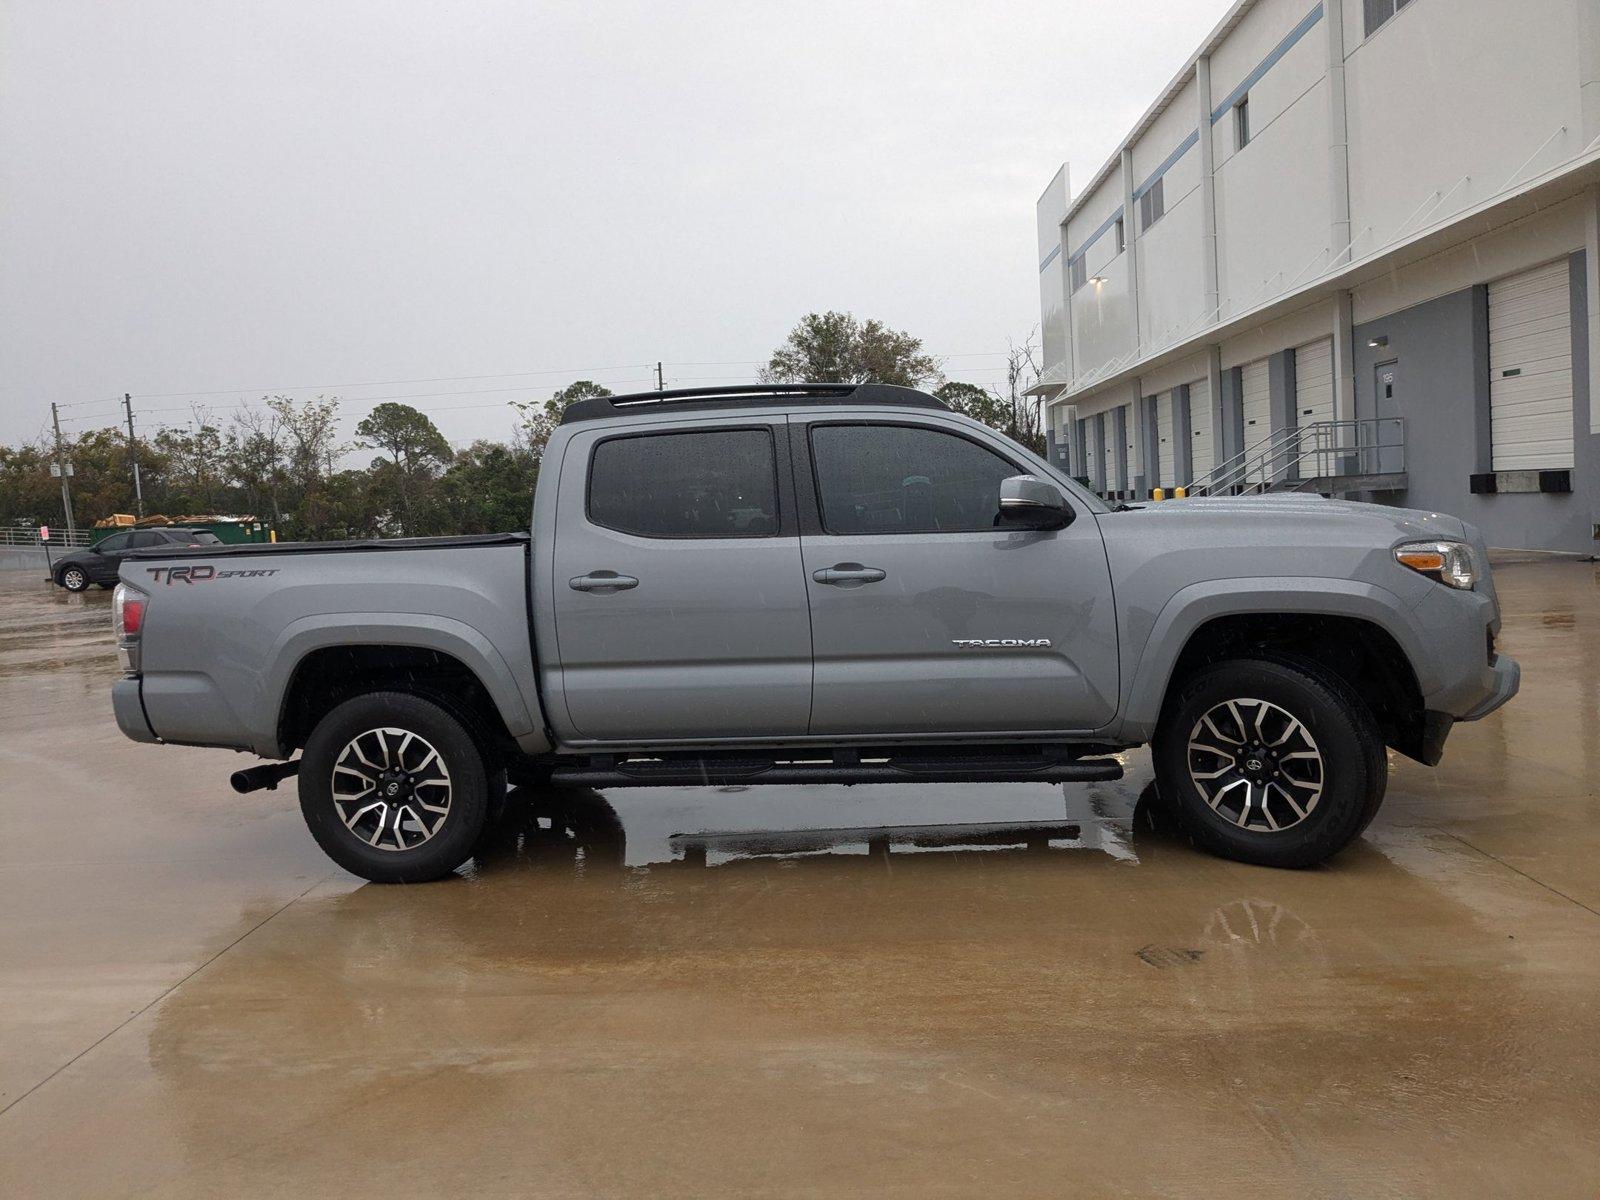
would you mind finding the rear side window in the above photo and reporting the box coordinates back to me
[810,423,1019,535]
[185,531,222,545]
[588,428,780,538]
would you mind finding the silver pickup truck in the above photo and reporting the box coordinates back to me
[110,383,1519,882]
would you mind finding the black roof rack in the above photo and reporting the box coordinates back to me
[560,382,947,424]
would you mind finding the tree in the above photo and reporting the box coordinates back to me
[354,402,453,534]
[934,381,1011,429]
[269,395,349,539]
[1001,333,1045,456]
[510,380,613,462]
[433,439,539,534]
[761,311,943,388]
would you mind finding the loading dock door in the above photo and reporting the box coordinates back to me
[1294,337,1334,427]
[1490,260,1573,470]
[1189,377,1214,483]
[1241,359,1271,448]
[1155,393,1176,488]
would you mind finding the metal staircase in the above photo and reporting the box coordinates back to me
[1185,418,1406,498]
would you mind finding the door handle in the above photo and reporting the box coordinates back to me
[812,563,886,586]
[569,571,639,593]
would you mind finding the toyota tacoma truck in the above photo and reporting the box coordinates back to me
[108,383,1520,882]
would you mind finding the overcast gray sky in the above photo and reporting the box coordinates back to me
[1,0,1220,451]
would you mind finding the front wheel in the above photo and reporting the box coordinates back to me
[58,566,89,592]
[298,691,498,883]
[1152,657,1385,868]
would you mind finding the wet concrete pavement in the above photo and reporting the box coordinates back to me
[1,561,1597,1197]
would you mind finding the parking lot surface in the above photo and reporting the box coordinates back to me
[1,559,1597,1197]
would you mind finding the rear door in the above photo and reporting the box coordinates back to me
[551,418,813,741]
[794,415,1119,736]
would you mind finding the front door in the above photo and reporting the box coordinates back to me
[796,417,1119,736]
[1373,360,1402,474]
[551,419,813,742]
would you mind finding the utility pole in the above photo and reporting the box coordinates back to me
[655,362,665,391]
[124,393,145,517]
[50,402,77,539]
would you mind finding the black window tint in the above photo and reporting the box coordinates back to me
[128,531,164,548]
[588,428,779,538]
[186,531,222,544]
[97,533,130,552]
[810,424,1018,535]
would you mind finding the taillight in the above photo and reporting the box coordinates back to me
[113,582,147,639]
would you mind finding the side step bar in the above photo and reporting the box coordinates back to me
[549,754,1123,789]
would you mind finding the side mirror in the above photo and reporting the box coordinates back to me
[998,474,1071,530]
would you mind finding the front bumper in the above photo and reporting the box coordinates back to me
[112,677,158,743]
[1460,654,1521,722]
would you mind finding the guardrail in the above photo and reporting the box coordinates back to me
[0,526,93,549]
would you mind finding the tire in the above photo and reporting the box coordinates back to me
[1152,657,1386,868]
[58,566,89,592]
[298,691,495,883]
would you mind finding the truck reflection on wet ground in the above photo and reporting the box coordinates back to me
[466,781,1180,877]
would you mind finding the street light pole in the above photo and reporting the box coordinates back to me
[50,401,77,539]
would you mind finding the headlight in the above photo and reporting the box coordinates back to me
[1394,540,1477,590]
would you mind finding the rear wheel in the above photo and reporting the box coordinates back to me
[1152,657,1385,868]
[298,691,497,883]
[58,566,88,592]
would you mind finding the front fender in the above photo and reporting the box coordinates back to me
[255,612,545,757]
[1113,577,1431,742]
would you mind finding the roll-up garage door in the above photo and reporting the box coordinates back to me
[1241,358,1271,447]
[1294,337,1334,427]
[1189,377,1214,483]
[1104,407,1123,492]
[1155,393,1176,488]
[1490,260,1573,470]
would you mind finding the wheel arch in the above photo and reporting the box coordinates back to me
[1120,580,1433,761]
[259,615,549,759]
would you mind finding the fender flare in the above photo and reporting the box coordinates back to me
[254,612,541,757]
[1114,577,1432,741]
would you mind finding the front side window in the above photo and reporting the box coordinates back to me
[128,531,165,548]
[810,423,1020,535]
[588,428,779,538]
[97,533,130,552]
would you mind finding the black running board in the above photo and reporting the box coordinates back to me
[549,757,1123,788]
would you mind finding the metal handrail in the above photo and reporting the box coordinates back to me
[1186,418,1405,496]
[0,525,93,549]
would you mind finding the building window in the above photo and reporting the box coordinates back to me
[1138,177,1164,232]
[1069,255,1087,293]
[1363,0,1412,37]
[1114,217,1125,254]
[1233,96,1250,150]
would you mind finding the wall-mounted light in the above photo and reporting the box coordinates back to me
[1367,335,1388,348]
[1089,275,1107,286]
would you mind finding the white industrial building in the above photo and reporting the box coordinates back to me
[1030,0,1600,554]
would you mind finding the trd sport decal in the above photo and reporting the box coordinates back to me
[146,566,280,585]
[951,638,1052,648]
